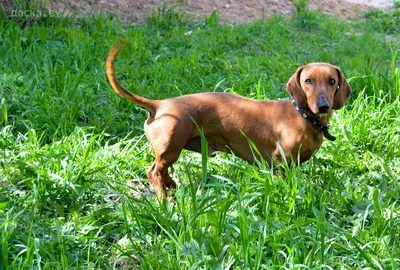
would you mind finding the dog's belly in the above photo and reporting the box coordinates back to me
[184,134,275,164]
[184,135,230,155]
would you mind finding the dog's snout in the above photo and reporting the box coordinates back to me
[317,97,330,113]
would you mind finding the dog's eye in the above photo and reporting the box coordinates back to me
[328,78,336,86]
[305,79,312,84]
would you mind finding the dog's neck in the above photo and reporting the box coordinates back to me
[290,98,336,141]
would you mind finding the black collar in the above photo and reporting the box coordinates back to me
[290,97,336,141]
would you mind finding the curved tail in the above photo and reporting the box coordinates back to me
[106,43,156,114]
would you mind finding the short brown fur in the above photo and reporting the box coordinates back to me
[106,46,352,200]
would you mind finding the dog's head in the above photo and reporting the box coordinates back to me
[286,63,352,116]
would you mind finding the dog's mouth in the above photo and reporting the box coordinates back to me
[316,112,329,117]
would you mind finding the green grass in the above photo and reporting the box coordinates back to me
[1,2,400,269]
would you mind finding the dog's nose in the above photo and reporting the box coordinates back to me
[317,98,329,114]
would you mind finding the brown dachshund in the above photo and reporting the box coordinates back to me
[106,45,351,200]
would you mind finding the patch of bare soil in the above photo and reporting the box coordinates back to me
[1,0,391,24]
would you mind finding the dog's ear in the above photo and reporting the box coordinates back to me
[286,66,307,108]
[332,67,352,110]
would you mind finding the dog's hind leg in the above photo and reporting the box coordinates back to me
[145,117,193,200]
[147,161,167,200]
[147,150,181,201]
